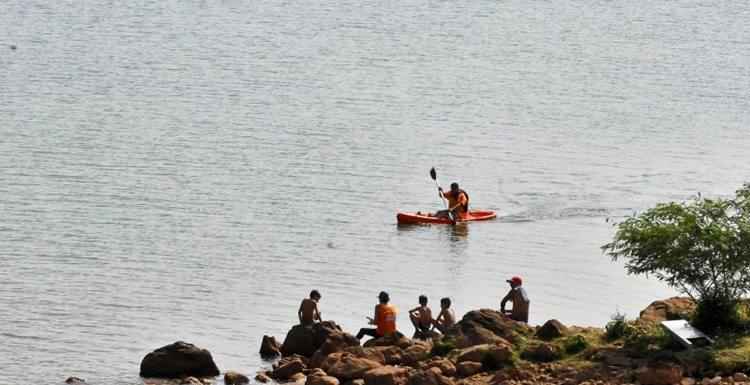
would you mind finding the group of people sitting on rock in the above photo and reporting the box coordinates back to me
[296,276,530,340]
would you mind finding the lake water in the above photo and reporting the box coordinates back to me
[2,0,749,384]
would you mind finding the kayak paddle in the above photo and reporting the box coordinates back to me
[430,167,456,224]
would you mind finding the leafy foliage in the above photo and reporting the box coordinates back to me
[561,334,589,354]
[603,184,750,331]
[605,311,629,341]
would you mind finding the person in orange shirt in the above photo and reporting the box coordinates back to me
[435,182,469,220]
[356,291,398,340]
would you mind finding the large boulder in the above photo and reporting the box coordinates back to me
[363,366,410,385]
[260,335,282,358]
[453,340,512,367]
[323,353,383,381]
[139,341,220,378]
[444,309,531,348]
[639,297,697,323]
[282,321,346,357]
[536,320,567,340]
[637,362,683,385]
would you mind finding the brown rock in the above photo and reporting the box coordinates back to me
[425,359,456,377]
[324,353,384,381]
[364,366,410,385]
[364,332,412,349]
[256,372,272,383]
[456,362,483,377]
[225,371,250,385]
[308,375,341,385]
[376,346,404,365]
[486,342,514,367]
[139,341,220,378]
[261,335,282,358]
[735,373,749,382]
[344,346,387,365]
[402,343,432,366]
[274,359,306,380]
[536,320,567,340]
[322,333,362,355]
[407,369,455,385]
[637,362,683,385]
[343,380,366,385]
[639,297,697,323]
[523,343,562,363]
[444,309,532,348]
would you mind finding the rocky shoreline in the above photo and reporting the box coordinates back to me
[65,298,750,385]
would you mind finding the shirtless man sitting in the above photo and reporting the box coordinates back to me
[298,290,322,326]
[432,297,456,333]
[409,295,433,339]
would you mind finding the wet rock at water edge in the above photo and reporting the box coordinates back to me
[225,371,250,385]
[260,335,282,358]
[139,341,220,378]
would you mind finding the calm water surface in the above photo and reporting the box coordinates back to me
[2,0,749,384]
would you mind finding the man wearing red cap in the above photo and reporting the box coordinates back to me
[501,276,530,323]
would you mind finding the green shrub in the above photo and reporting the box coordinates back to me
[562,334,589,354]
[605,311,630,341]
[623,321,669,356]
[431,338,456,356]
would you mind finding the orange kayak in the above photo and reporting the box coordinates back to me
[396,210,497,225]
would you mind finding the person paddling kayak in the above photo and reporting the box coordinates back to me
[435,182,469,220]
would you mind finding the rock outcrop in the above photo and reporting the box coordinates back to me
[260,335,282,358]
[322,353,384,381]
[639,297,697,323]
[282,321,348,357]
[139,341,220,378]
[444,309,531,348]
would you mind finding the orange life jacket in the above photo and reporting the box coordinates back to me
[375,303,397,336]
